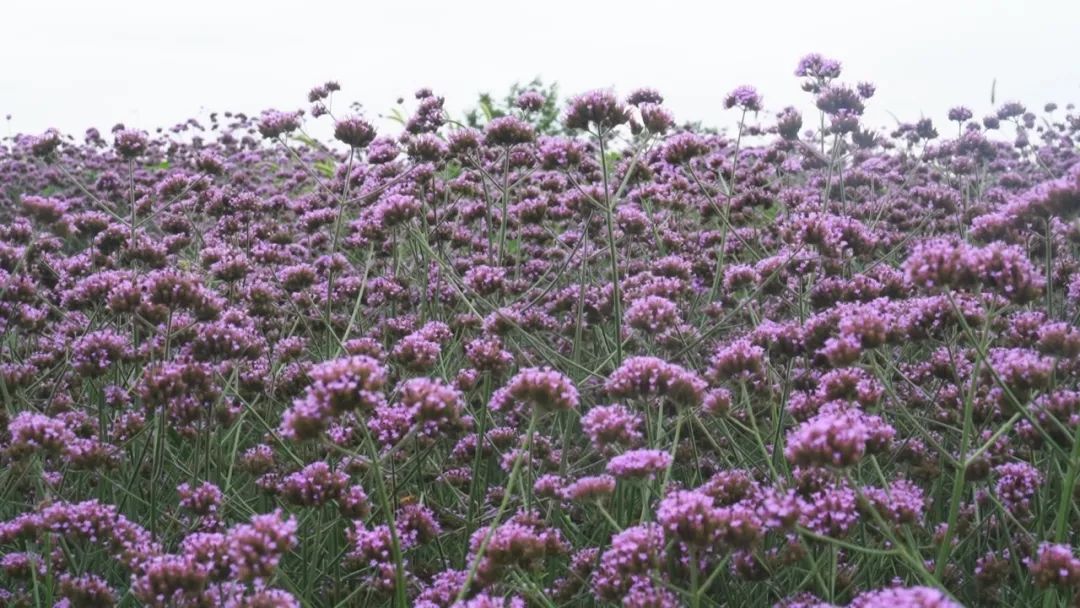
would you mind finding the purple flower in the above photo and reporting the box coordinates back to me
[391,333,442,372]
[334,116,377,149]
[564,90,629,131]
[28,128,62,158]
[662,132,709,164]
[593,523,665,601]
[606,356,707,408]
[784,408,871,468]
[798,484,860,537]
[861,479,926,524]
[948,106,973,122]
[993,461,1042,516]
[466,511,569,588]
[278,462,349,507]
[851,586,961,607]
[709,339,766,383]
[606,449,672,480]
[58,572,116,606]
[639,103,675,133]
[226,510,298,583]
[560,474,616,502]
[113,128,148,159]
[581,404,643,453]
[177,481,223,519]
[816,85,865,116]
[623,576,681,607]
[280,355,388,439]
[483,116,535,147]
[626,88,664,106]
[20,195,69,224]
[515,89,546,112]
[1028,543,1080,588]
[625,295,682,333]
[776,106,804,140]
[257,110,302,139]
[724,86,763,112]
[131,554,209,606]
[8,411,76,457]
[491,367,579,413]
[656,489,720,546]
[397,376,466,435]
[464,265,507,296]
[795,53,842,80]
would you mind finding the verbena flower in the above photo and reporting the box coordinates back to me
[257,110,302,139]
[606,449,672,480]
[560,474,616,502]
[564,90,629,132]
[724,86,763,112]
[606,356,706,408]
[490,367,579,413]
[334,116,377,149]
[1028,543,1080,588]
[483,116,535,147]
[593,523,665,601]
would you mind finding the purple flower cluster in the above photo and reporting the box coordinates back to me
[606,356,707,408]
[490,367,579,414]
[280,354,388,439]
[606,448,672,480]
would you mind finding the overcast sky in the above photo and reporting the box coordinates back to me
[4,0,1080,139]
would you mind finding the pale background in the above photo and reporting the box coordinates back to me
[3,0,1079,138]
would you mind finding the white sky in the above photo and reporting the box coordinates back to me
[4,0,1080,139]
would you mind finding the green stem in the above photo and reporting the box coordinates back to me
[597,130,623,366]
[455,412,538,603]
[935,352,980,579]
[361,425,409,608]
[496,149,511,267]
[689,547,701,608]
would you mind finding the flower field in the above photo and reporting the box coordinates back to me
[2,54,1080,607]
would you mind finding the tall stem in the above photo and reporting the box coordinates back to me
[361,425,408,608]
[597,130,623,366]
[128,160,136,247]
[496,149,511,267]
[325,148,356,353]
[689,547,701,608]
[455,412,538,602]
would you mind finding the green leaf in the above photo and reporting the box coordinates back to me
[388,108,407,127]
[314,159,336,178]
[440,161,463,180]
[290,133,323,149]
